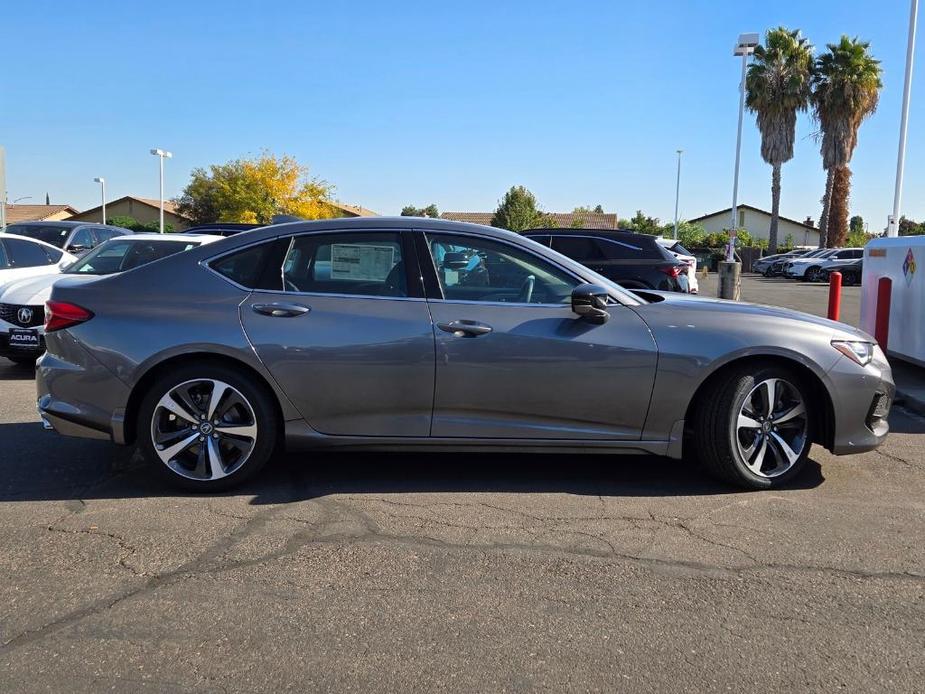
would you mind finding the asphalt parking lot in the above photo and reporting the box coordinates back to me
[1,276,923,692]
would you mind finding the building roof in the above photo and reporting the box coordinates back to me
[331,202,378,217]
[4,204,79,224]
[441,211,618,229]
[688,204,815,231]
[75,195,188,219]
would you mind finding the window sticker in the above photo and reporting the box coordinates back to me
[330,244,395,281]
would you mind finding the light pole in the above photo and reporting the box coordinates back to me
[93,177,106,224]
[730,32,759,261]
[150,148,172,233]
[888,0,918,237]
[673,149,683,240]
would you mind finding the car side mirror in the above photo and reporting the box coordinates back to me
[571,284,610,324]
[66,244,88,255]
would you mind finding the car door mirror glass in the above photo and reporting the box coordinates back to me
[571,284,610,323]
[441,251,469,270]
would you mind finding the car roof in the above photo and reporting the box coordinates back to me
[111,233,224,243]
[523,227,641,236]
[5,220,129,229]
[0,232,73,254]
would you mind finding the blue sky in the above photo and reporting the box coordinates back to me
[1,0,921,230]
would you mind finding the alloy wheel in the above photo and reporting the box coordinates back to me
[151,379,258,481]
[735,378,808,478]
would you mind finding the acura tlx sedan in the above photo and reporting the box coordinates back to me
[36,218,894,492]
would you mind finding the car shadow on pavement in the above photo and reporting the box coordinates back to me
[0,362,37,381]
[0,421,825,504]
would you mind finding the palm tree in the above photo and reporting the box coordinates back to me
[745,27,814,254]
[812,36,882,247]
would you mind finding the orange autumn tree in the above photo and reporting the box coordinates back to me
[176,151,336,225]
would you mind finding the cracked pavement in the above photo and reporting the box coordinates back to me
[1,358,923,692]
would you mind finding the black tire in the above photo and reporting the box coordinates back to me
[690,363,812,490]
[763,267,774,277]
[802,266,819,282]
[136,362,278,492]
[842,271,858,287]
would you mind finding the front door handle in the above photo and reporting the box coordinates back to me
[251,302,311,318]
[437,320,493,337]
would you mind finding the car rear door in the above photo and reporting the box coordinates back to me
[232,230,436,437]
[420,231,658,440]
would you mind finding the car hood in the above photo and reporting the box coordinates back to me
[0,273,97,305]
[631,290,872,342]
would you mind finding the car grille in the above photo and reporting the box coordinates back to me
[0,303,44,328]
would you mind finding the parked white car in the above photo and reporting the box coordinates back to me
[655,238,698,293]
[0,233,222,364]
[784,248,862,281]
[0,233,77,284]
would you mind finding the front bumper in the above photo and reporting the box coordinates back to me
[827,346,895,455]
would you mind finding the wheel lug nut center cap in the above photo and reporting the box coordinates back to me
[200,422,214,435]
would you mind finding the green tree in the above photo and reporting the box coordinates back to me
[175,151,335,225]
[624,210,661,235]
[849,215,864,234]
[401,204,439,218]
[813,36,882,248]
[898,216,925,236]
[490,186,547,232]
[107,215,174,233]
[746,27,814,254]
[783,233,796,249]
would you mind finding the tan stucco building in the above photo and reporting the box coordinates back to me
[689,204,819,247]
[69,196,192,230]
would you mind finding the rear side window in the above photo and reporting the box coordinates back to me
[550,236,606,261]
[596,236,666,260]
[283,233,406,297]
[5,238,55,267]
[210,240,288,290]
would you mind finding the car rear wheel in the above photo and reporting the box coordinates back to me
[137,363,278,491]
[842,271,858,286]
[691,364,811,489]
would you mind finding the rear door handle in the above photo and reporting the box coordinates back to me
[251,302,311,318]
[436,320,493,337]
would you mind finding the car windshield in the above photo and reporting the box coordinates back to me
[64,238,199,275]
[669,242,692,256]
[5,224,71,248]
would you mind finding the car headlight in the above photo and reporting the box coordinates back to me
[832,340,874,366]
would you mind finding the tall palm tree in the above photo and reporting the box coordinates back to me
[745,27,814,254]
[813,36,882,247]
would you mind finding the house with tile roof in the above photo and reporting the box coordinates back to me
[689,204,820,247]
[68,195,192,230]
[441,211,618,230]
[3,204,78,225]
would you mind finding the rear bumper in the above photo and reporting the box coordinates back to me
[36,333,131,444]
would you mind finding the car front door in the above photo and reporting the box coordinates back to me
[420,231,658,440]
[234,230,435,437]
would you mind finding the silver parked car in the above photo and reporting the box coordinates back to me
[36,218,894,491]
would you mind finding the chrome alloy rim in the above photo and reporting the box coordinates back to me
[151,379,257,481]
[735,378,808,478]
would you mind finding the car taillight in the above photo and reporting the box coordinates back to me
[659,265,683,278]
[45,301,94,333]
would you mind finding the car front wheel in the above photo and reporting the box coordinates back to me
[692,364,811,489]
[137,363,278,491]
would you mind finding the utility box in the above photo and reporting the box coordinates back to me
[860,237,924,365]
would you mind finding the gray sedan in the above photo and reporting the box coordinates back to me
[36,218,893,491]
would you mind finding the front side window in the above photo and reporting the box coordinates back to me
[4,238,54,267]
[427,233,578,304]
[283,233,406,297]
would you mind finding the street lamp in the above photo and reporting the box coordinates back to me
[673,149,683,240]
[150,148,172,233]
[888,0,918,237]
[93,177,106,224]
[730,32,759,261]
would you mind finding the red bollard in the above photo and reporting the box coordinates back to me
[875,277,892,351]
[827,271,842,321]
